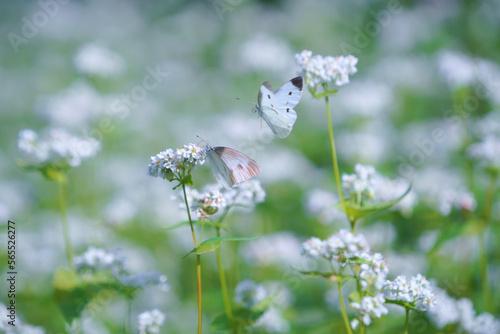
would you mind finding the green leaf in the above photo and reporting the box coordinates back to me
[385,299,417,311]
[53,268,137,322]
[210,308,267,332]
[165,220,228,231]
[335,184,412,222]
[184,236,257,258]
[17,160,71,182]
[348,290,362,303]
[182,173,193,187]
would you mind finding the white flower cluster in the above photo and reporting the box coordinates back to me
[342,164,376,201]
[73,42,125,77]
[234,279,267,309]
[119,272,170,292]
[74,246,125,273]
[358,252,389,290]
[175,180,266,220]
[137,309,165,334]
[240,232,302,268]
[350,294,388,327]
[437,188,477,216]
[0,302,45,333]
[295,50,358,89]
[254,307,290,333]
[147,143,206,178]
[18,128,101,167]
[467,135,500,169]
[428,287,500,334]
[304,188,344,225]
[384,274,435,311]
[301,229,370,263]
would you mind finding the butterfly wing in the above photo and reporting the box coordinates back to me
[207,149,234,190]
[257,77,303,138]
[214,147,261,188]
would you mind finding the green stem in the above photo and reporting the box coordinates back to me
[125,300,132,334]
[182,183,202,333]
[323,85,349,226]
[404,308,409,334]
[480,171,496,312]
[482,172,497,221]
[216,227,233,323]
[197,254,202,334]
[338,283,353,334]
[57,181,75,271]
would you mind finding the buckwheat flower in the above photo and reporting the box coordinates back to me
[342,164,376,202]
[74,246,125,273]
[295,50,358,90]
[119,272,170,292]
[241,232,302,267]
[300,237,327,258]
[253,306,290,333]
[18,128,100,168]
[427,287,460,328]
[73,42,125,77]
[438,188,477,216]
[137,309,165,334]
[234,279,267,308]
[358,252,389,290]
[192,187,226,220]
[223,179,266,209]
[467,135,500,169]
[147,143,206,178]
[324,229,371,262]
[349,293,388,326]
[464,313,500,334]
[383,274,435,311]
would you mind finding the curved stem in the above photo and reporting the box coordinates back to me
[182,183,198,248]
[216,227,233,322]
[338,283,353,334]
[404,308,409,334]
[323,86,349,226]
[58,181,75,271]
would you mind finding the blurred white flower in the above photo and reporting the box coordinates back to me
[223,179,266,210]
[300,237,327,258]
[104,196,138,225]
[384,274,435,311]
[137,309,165,334]
[119,272,170,292]
[467,135,500,169]
[36,80,105,129]
[428,287,500,333]
[334,80,394,118]
[240,35,294,73]
[303,188,344,225]
[240,232,302,267]
[437,188,477,216]
[74,246,125,273]
[253,306,290,333]
[234,279,267,308]
[372,174,417,215]
[472,111,500,138]
[147,143,206,178]
[18,128,101,167]
[342,164,376,201]
[295,50,358,89]
[349,293,388,326]
[73,42,125,77]
[358,252,389,291]
[180,185,226,220]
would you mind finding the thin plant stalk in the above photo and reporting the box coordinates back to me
[338,282,353,334]
[182,183,203,334]
[404,308,410,334]
[216,226,233,322]
[322,84,349,226]
[57,180,75,271]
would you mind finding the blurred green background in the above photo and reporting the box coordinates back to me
[1,0,499,333]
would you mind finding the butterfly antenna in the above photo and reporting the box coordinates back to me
[196,135,209,146]
[236,97,256,105]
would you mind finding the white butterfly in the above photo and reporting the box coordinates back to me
[255,76,303,138]
[205,144,261,190]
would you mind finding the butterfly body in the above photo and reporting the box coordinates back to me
[255,76,303,138]
[205,145,261,189]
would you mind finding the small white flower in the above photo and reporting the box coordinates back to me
[253,306,290,333]
[234,279,267,308]
[295,50,358,90]
[147,143,206,178]
[383,274,435,311]
[18,128,100,167]
[137,309,165,334]
[74,246,125,273]
[224,179,266,209]
[300,237,327,258]
[342,164,376,201]
[349,293,388,326]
